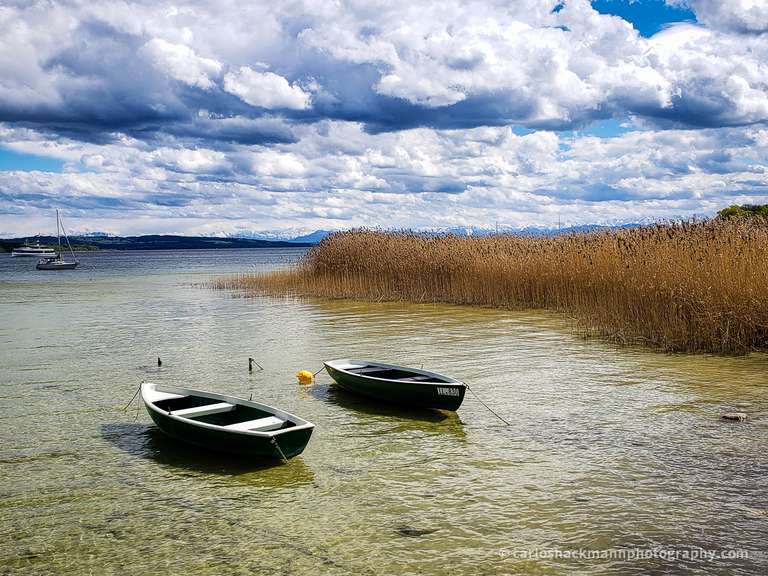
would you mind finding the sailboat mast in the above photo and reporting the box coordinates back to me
[56,209,61,253]
[58,211,77,260]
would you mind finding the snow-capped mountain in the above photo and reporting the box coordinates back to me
[219,229,332,243]
[205,216,689,243]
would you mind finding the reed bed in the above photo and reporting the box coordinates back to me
[212,219,768,354]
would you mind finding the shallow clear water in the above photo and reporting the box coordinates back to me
[1,249,766,575]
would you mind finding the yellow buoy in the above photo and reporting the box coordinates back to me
[297,370,314,385]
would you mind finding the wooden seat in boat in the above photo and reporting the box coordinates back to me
[224,416,284,432]
[172,402,234,417]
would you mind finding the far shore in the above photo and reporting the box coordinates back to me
[0,235,313,253]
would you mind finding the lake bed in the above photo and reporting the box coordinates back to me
[1,249,766,575]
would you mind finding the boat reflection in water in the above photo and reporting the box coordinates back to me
[324,385,467,440]
[101,423,316,486]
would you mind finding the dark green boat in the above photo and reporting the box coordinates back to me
[324,359,466,411]
[141,383,314,460]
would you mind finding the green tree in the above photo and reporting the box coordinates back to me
[717,204,768,219]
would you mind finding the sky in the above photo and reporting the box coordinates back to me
[1,0,768,237]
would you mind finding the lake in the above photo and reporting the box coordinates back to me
[1,249,766,575]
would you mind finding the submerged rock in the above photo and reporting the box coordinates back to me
[396,525,439,537]
[721,412,748,421]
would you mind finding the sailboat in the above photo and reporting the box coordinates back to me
[36,210,80,270]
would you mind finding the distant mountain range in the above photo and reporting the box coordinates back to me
[222,229,332,244]
[222,221,654,242]
[447,221,651,237]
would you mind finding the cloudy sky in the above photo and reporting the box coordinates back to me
[1,0,768,237]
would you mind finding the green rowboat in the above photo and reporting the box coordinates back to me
[141,383,314,460]
[323,359,466,411]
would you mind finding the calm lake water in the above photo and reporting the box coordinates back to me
[1,249,766,575]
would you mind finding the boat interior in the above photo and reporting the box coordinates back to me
[152,392,296,432]
[343,364,449,383]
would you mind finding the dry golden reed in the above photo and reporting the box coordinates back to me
[212,219,768,354]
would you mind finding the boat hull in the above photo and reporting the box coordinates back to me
[12,251,57,257]
[36,261,78,270]
[324,363,466,411]
[146,409,313,459]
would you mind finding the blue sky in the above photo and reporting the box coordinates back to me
[1,0,767,237]
[0,148,63,173]
[592,0,695,36]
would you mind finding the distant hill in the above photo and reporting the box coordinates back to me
[0,234,313,252]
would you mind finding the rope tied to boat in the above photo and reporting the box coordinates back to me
[465,383,512,426]
[123,381,144,421]
[296,366,325,385]
[270,437,289,463]
[122,382,142,411]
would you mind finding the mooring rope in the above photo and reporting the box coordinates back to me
[465,383,512,426]
[121,381,144,422]
[123,382,142,411]
[270,437,289,463]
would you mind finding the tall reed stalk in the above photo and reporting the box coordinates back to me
[212,220,768,354]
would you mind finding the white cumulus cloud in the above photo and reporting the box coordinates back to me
[223,66,310,110]
[141,38,222,90]
[672,0,768,33]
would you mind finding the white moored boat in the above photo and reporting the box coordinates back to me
[11,241,57,257]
